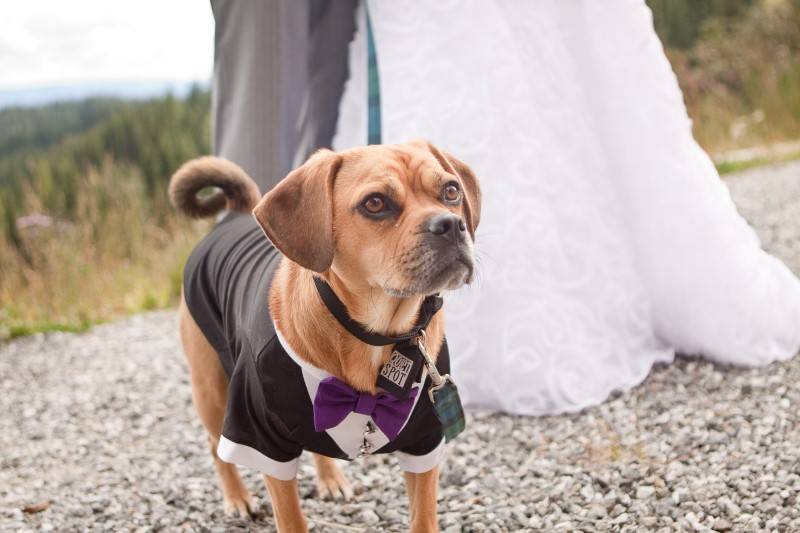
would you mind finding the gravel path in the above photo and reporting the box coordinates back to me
[3,161,800,532]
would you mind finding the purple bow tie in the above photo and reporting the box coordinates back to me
[313,376,418,440]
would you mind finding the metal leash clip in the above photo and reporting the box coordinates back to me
[416,330,450,402]
[416,330,466,442]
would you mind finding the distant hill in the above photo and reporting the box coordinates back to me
[0,99,123,158]
[0,80,208,109]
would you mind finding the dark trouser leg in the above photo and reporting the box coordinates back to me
[210,0,357,193]
[293,0,359,169]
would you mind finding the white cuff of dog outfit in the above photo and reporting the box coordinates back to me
[217,435,300,481]
[395,437,447,473]
[218,432,446,481]
[218,433,445,480]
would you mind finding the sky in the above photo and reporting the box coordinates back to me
[0,0,215,90]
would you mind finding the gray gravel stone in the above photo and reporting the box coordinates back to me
[358,509,380,525]
[3,161,800,531]
[712,518,733,532]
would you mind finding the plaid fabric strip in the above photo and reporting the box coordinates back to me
[431,381,466,442]
[365,2,382,145]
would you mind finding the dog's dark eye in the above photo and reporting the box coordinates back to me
[362,194,387,214]
[442,183,462,204]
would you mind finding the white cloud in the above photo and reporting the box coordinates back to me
[0,0,214,89]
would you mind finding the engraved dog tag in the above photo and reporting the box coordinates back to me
[377,342,423,399]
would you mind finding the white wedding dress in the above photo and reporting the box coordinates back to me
[333,0,800,415]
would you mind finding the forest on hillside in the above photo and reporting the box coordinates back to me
[1,0,799,338]
[0,88,209,245]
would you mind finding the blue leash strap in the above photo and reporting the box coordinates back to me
[365,1,382,145]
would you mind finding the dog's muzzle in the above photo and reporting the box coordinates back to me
[422,213,474,287]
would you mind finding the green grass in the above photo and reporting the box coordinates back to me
[716,156,780,175]
[5,321,96,340]
[715,148,800,175]
[716,159,767,175]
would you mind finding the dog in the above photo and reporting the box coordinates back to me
[169,140,481,532]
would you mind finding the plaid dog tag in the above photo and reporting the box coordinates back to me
[429,376,466,442]
[416,331,466,443]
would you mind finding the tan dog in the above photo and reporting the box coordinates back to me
[170,140,481,532]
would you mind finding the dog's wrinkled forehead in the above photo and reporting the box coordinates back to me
[336,142,447,199]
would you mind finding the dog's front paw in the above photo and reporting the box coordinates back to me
[313,455,354,501]
[316,471,354,501]
[223,489,255,518]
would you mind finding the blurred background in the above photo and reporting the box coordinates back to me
[1,0,798,340]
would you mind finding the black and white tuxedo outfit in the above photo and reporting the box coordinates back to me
[183,213,448,480]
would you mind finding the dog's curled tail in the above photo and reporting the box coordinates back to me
[168,156,261,218]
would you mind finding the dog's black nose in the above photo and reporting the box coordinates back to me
[427,213,466,241]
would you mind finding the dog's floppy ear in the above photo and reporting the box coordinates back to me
[253,149,343,272]
[426,142,482,236]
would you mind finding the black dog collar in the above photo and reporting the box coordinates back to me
[313,276,443,347]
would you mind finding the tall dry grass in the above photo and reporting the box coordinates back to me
[0,159,207,339]
[667,0,800,154]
